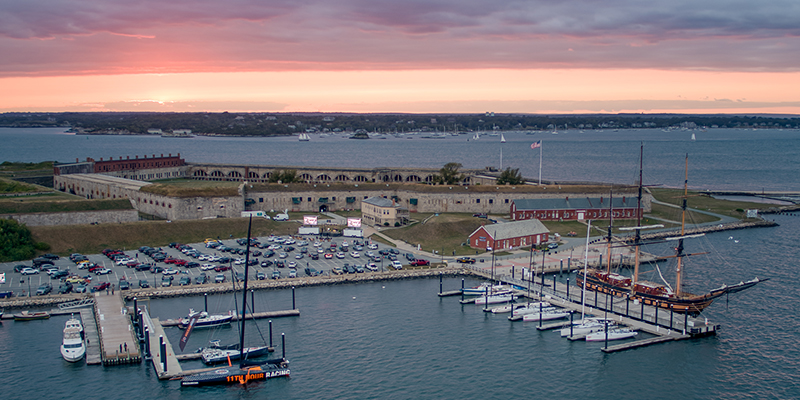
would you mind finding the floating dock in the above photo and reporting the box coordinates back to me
[457,266,719,353]
[94,292,141,365]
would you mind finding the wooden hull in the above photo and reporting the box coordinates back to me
[576,272,766,316]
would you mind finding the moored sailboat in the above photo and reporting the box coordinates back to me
[181,217,290,387]
[178,309,233,329]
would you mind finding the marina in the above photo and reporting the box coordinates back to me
[0,128,796,398]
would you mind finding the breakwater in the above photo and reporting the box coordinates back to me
[624,219,777,242]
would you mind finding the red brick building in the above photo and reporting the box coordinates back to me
[511,197,641,221]
[468,219,550,251]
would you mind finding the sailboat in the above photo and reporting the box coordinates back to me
[181,217,290,387]
[178,309,233,329]
[585,327,638,342]
[576,148,768,315]
[500,133,506,143]
[298,133,310,141]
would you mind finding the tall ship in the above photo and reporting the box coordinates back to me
[576,147,767,315]
[60,316,86,362]
[181,217,290,387]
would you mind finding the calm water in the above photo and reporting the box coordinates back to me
[1,214,797,399]
[2,127,799,191]
[0,127,798,398]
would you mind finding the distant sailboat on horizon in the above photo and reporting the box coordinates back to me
[500,132,506,143]
[691,133,696,141]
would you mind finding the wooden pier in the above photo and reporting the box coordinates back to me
[94,292,141,365]
[79,307,102,365]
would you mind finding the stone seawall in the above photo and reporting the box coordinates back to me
[2,209,139,226]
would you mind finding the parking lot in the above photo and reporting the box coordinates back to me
[0,234,433,297]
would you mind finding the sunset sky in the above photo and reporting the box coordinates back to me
[2,0,799,114]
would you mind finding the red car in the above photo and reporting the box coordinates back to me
[214,265,231,272]
[92,282,111,292]
[164,257,178,264]
[411,259,430,266]
[173,259,188,266]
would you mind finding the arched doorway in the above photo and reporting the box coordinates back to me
[319,205,329,212]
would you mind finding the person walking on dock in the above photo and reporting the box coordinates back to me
[111,284,115,295]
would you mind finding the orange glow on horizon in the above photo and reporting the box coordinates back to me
[1,69,798,114]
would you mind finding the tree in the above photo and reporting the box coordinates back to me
[434,162,465,185]
[496,167,525,185]
[0,219,38,262]
[268,170,302,183]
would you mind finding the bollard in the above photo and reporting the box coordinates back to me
[684,311,689,335]
[539,301,543,328]
[559,259,563,276]
[144,326,151,359]
[641,300,645,321]
[159,335,166,372]
[569,311,574,337]
[281,333,286,359]
[654,302,659,327]
[269,320,273,348]
[669,304,674,329]
[566,278,570,301]
[292,287,296,310]
[461,278,465,302]
[204,292,208,312]
[251,289,255,316]
[604,321,609,350]
[439,273,442,294]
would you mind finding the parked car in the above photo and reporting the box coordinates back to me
[405,253,416,261]
[411,259,430,266]
[94,268,112,275]
[195,274,209,284]
[161,276,173,287]
[288,269,297,278]
[271,270,281,279]
[57,282,72,294]
[214,274,226,283]
[74,284,88,293]
[456,257,476,264]
[391,261,403,270]
[119,280,130,290]
[350,251,360,258]
[304,267,320,276]
[52,270,70,279]
[214,265,231,272]
[21,267,39,275]
[138,279,150,288]
[547,242,559,249]
[179,276,192,286]
[92,282,111,292]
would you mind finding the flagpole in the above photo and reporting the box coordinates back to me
[538,140,543,185]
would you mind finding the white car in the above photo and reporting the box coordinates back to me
[268,244,283,250]
[234,258,246,265]
[317,248,325,254]
[368,243,379,250]
[284,239,296,245]
[21,267,39,275]
[201,263,216,271]
[336,252,346,259]
[350,252,360,258]
[295,254,304,259]
[279,252,288,259]
[94,268,112,275]
[313,241,321,247]
[365,251,375,258]
[391,261,403,270]
[366,263,379,271]
[288,261,297,268]
[288,269,297,278]
[163,268,179,275]
[116,258,133,266]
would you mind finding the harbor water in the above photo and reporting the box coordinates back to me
[0,213,797,399]
[0,127,798,398]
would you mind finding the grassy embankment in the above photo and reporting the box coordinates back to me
[31,218,301,256]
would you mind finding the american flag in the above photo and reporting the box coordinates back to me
[530,141,541,150]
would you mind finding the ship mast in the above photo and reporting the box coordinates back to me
[633,144,644,287]
[605,190,613,274]
[675,154,689,296]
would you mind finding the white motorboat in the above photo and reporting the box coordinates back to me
[585,327,638,342]
[509,302,554,317]
[521,310,570,322]
[560,318,617,337]
[462,283,512,296]
[60,316,85,362]
[474,291,515,305]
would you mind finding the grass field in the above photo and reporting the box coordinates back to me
[31,218,301,255]
[650,188,767,219]
[381,213,488,256]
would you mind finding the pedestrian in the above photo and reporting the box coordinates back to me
[112,284,115,295]
[124,342,128,352]
[106,286,109,295]
[119,344,122,353]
